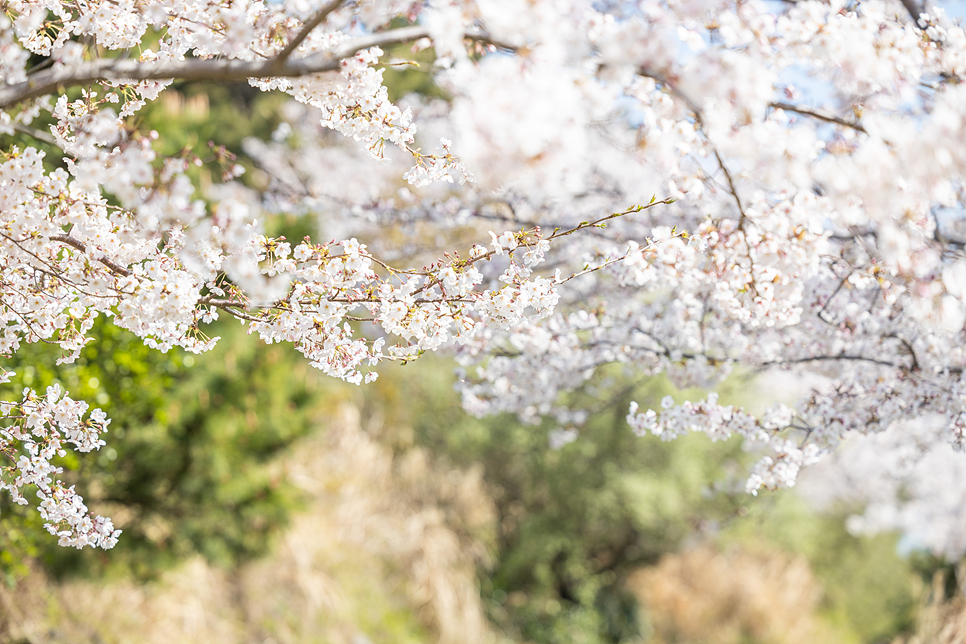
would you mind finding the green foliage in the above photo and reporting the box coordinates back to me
[380,44,447,104]
[134,81,287,190]
[0,51,931,643]
[362,361,751,643]
[721,492,919,642]
[362,360,929,644]
[0,42,338,583]
[0,319,337,580]
[0,502,43,585]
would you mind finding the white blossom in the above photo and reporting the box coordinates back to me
[4,0,966,557]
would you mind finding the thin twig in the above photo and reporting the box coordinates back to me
[636,67,749,230]
[761,354,903,370]
[272,0,347,68]
[712,149,747,228]
[545,199,674,241]
[555,232,687,285]
[9,123,69,152]
[769,101,867,134]
[208,302,263,323]
[888,334,921,372]
[816,275,849,324]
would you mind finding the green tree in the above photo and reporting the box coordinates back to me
[0,320,338,580]
[364,365,750,642]
[368,362,924,644]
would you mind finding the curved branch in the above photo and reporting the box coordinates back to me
[8,122,67,151]
[48,234,132,277]
[761,354,904,370]
[769,101,867,134]
[0,25,502,109]
[712,149,747,227]
[272,0,347,69]
[635,67,749,227]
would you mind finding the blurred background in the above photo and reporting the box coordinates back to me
[2,38,966,644]
[2,312,961,644]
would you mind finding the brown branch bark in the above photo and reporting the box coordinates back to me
[712,149,748,227]
[9,122,67,149]
[0,25,502,109]
[769,101,866,134]
[635,67,751,231]
[761,354,904,370]
[271,0,347,69]
[48,234,132,277]
[900,0,927,24]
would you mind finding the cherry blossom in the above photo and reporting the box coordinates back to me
[2,0,966,556]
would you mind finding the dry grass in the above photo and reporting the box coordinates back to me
[0,405,506,644]
[627,544,826,644]
[894,568,966,644]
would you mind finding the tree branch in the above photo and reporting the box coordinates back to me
[271,0,347,69]
[0,25,501,109]
[635,67,750,228]
[712,149,748,228]
[761,354,903,370]
[8,122,66,150]
[900,0,927,24]
[637,66,705,117]
[769,101,867,134]
[48,235,132,277]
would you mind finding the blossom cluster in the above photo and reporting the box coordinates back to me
[4,0,966,557]
[247,0,966,543]
[0,107,663,544]
[0,380,119,549]
[626,394,820,493]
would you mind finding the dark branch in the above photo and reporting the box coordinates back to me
[887,334,921,372]
[635,67,749,228]
[762,354,903,370]
[48,234,132,277]
[272,0,347,69]
[769,101,867,134]
[712,149,747,227]
[637,66,705,117]
[0,25,502,109]
[900,0,926,24]
[9,122,66,150]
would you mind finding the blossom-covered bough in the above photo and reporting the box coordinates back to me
[2,0,966,554]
